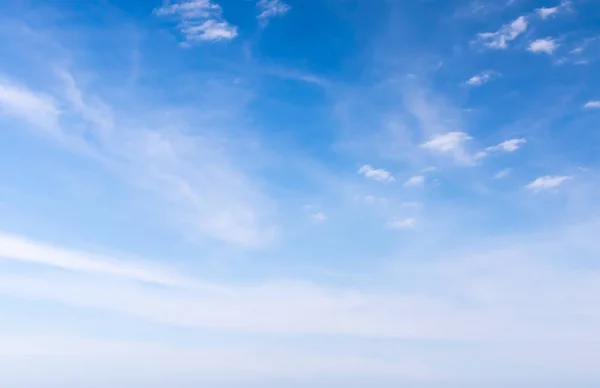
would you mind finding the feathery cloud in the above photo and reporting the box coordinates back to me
[154,0,238,43]
[466,70,499,86]
[477,16,527,49]
[384,218,416,230]
[358,164,395,182]
[0,80,61,129]
[536,1,571,19]
[257,0,291,25]
[583,100,600,109]
[404,175,425,187]
[526,175,570,191]
[493,169,511,179]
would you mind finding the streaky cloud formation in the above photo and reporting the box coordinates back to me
[1,0,600,386]
[476,16,527,49]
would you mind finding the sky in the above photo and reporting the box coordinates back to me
[0,0,600,386]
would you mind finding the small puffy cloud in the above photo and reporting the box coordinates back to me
[257,0,291,25]
[404,175,425,187]
[312,212,327,222]
[536,1,571,19]
[422,166,437,173]
[384,218,416,230]
[525,175,570,191]
[466,70,499,86]
[488,138,527,152]
[358,165,395,182]
[528,38,558,55]
[421,132,473,163]
[583,100,600,109]
[493,169,511,179]
[477,138,526,159]
[477,16,527,49]
[154,0,238,43]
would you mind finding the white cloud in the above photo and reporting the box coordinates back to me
[312,212,327,222]
[154,0,238,43]
[528,38,559,54]
[404,175,425,187]
[536,1,571,19]
[421,132,471,152]
[583,100,600,109]
[525,175,570,191]
[358,164,395,182]
[466,70,498,86]
[476,138,526,159]
[493,168,511,179]
[477,16,528,49]
[420,132,473,163]
[421,166,437,172]
[0,80,61,130]
[257,0,291,25]
[384,218,416,230]
[3,70,275,248]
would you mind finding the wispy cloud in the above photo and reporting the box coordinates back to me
[583,100,600,109]
[257,0,291,25]
[404,175,425,187]
[466,70,499,86]
[477,138,527,159]
[493,168,511,179]
[384,218,416,230]
[536,1,572,19]
[421,132,473,163]
[312,212,327,222]
[525,175,570,191]
[154,0,238,43]
[476,16,528,49]
[358,164,395,182]
[528,38,559,54]
[0,79,60,130]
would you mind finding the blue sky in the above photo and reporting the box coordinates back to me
[0,0,600,386]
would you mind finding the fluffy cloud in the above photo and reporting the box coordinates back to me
[312,212,327,222]
[154,0,238,43]
[384,218,416,230]
[476,138,526,160]
[477,16,527,49]
[525,175,570,191]
[528,38,559,54]
[420,132,473,163]
[466,70,498,86]
[404,175,425,187]
[257,0,291,25]
[536,1,571,19]
[583,100,600,109]
[358,164,395,182]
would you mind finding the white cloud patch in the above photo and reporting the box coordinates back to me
[583,100,600,109]
[0,80,61,130]
[476,138,526,160]
[420,132,473,163]
[404,175,425,187]
[477,16,528,49]
[536,1,571,19]
[384,218,416,230]
[493,168,511,179]
[358,164,395,182]
[466,70,499,86]
[528,38,559,54]
[257,0,291,25]
[154,0,238,43]
[525,175,570,191]
[312,212,327,222]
